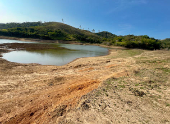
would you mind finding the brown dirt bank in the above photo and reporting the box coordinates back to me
[0,43,69,51]
[0,36,78,44]
[0,39,170,124]
[0,43,124,124]
[0,36,127,47]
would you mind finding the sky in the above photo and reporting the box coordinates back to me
[0,0,170,39]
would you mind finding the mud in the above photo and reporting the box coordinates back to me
[0,43,68,51]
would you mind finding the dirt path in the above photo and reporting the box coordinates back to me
[0,43,170,123]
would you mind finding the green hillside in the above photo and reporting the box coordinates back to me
[161,38,170,49]
[0,22,102,43]
[96,31,117,38]
[0,21,168,50]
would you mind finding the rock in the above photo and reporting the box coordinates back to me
[106,60,111,63]
[81,102,90,110]
[126,101,132,105]
[51,105,67,119]
[133,89,146,97]
[129,88,146,97]
[77,100,91,111]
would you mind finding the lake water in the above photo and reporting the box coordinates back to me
[0,39,108,66]
[0,39,35,44]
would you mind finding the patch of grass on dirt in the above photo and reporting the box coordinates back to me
[166,103,170,107]
[140,87,144,89]
[71,50,170,124]
[95,90,102,97]
[126,49,144,56]
[157,67,170,73]
[137,59,169,64]
[118,85,125,88]
[110,49,144,59]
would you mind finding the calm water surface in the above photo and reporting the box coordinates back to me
[0,39,108,66]
[0,39,35,44]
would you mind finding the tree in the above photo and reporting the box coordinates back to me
[92,29,95,33]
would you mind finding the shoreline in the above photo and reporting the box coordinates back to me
[0,36,125,67]
[0,38,126,123]
[0,41,120,123]
[0,36,82,44]
[1,36,169,123]
[0,35,126,48]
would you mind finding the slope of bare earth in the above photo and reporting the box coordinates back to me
[0,43,170,124]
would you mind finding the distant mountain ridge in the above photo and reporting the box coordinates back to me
[0,22,43,29]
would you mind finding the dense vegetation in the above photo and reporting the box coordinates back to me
[161,38,170,49]
[0,22,168,50]
[0,22,43,29]
[0,22,101,43]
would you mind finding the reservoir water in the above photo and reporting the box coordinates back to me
[0,39,108,66]
[0,39,35,44]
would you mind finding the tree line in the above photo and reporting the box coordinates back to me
[0,22,167,50]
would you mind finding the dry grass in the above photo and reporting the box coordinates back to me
[0,46,170,124]
[58,50,170,124]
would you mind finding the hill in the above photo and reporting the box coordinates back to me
[96,31,117,38]
[0,22,101,43]
[0,22,43,29]
[0,21,168,50]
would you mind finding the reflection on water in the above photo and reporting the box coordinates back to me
[1,39,108,66]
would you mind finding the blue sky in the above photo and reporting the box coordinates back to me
[0,0,169,39]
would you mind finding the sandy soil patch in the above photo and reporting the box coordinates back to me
[0,40,170,124]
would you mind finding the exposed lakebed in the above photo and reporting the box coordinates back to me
[0,39,108,66]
